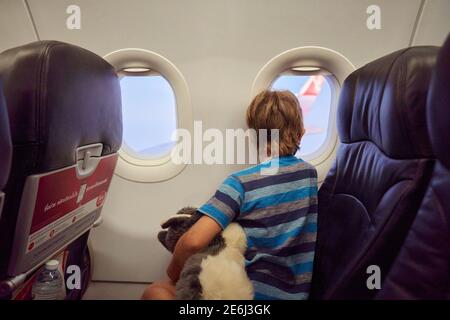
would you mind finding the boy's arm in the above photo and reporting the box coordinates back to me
[168,175,244,282]
[167,215,222,282]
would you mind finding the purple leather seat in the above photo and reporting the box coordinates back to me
[311,46,439,299]
[376,35,450,300]
[0,82,12,214]
[0,41,122,297]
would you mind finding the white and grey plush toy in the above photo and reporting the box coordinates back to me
[158,207,254,300]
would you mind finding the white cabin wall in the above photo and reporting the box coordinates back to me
[0,0,37,52]
[413,0,450,46]
[0,0,448,283]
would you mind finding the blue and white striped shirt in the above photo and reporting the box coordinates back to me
[198,155,318,300]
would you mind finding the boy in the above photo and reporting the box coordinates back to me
[142,90,318,300]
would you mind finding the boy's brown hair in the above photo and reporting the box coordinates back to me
[246,90,305,156]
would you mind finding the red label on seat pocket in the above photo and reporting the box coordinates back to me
[26,154,118,253]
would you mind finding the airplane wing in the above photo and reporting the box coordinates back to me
[297,75,325,134]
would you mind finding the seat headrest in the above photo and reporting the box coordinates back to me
[0,81,11,189]
[427,34,450,169]
[0,41,122,172]
[338,46,439,159]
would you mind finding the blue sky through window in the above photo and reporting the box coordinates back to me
[271,75,331,157]
[120,75,177,158]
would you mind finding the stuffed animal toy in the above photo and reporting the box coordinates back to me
[158,207,254,300]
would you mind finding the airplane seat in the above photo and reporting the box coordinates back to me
[0,82,12,216]
[376,35,450,300]
[310,46,439,300]
[0,41,122,299]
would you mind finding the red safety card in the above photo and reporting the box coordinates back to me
[26,154,118,254]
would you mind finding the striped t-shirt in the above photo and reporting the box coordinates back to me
[198,155,318,300]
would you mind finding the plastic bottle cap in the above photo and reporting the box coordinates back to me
[45,260,59,270]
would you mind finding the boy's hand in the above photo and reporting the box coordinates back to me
[166,215,222,282]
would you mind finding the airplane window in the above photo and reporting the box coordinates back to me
[119,74,177,159]
[271,74,332,157]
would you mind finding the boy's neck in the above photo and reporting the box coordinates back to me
[259,152,295,163]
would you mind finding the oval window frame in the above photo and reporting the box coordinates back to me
[251,46,355,167]
[118,70,178,164]
[104,49,192,183]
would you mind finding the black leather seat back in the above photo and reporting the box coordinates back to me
[0,82,12,215]
[0,41,122,278]
[311,47,439,299]
[376,35,450,300]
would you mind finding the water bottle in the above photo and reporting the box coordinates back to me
[31,260,64,300]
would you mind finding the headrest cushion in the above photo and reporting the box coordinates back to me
[0,41,122,172]
[427,34,450,169]
[338,46,439,159]
[0,82,11,189]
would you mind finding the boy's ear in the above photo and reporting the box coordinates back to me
[299,128,305,140]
